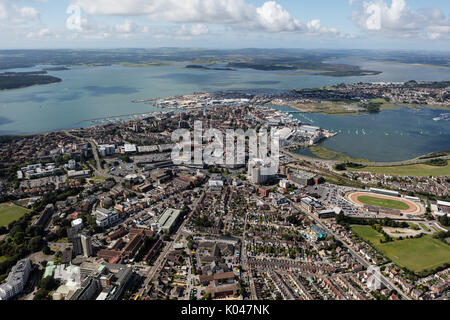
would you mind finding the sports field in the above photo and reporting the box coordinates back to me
[352,225,450,273]
[0,202,30,227]
[357,195,410,210]
[347,191,424,215]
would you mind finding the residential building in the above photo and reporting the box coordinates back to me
[81,234,93,258]
[96,208,120,228]
[0,258,32,300]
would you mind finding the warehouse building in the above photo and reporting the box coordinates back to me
[157,208,182,233]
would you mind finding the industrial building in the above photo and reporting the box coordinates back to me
[316,207,342,219]
[124,144,137,153]
[157,208,182,233]
[288,170,324,187]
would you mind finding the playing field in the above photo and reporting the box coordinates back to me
[0,202,30,227]
[352,225,450,273]
[357,195,410,210]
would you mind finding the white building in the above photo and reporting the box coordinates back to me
[0,258,31,300]
[369,187,399,197]
[95,208,119,228]
[248,158,276,185]
[71,218,84,231]
[275,127,293,147]
[20,163,61,179]
[279,179,290,189]
[436,200,450,217]
[68,170,91,179]
[98,144,115,157]
[68,160,76,170]
[209,180,224,187]
[124,144,137,153]
[157,208,182,233]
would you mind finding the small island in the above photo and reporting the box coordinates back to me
[227,61,381,77]
[185,64,234,71]
[0,71,62,90]
[42,66,70,71]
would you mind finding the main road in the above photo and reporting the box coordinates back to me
[63,130,123,182]
[140,192,204,298]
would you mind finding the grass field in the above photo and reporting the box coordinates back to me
[352,225,450,273]
[357,195,410,210]
[88,174,107,183]
[308,146,368,162]
[0,202,30,227]
[350,163,450,177]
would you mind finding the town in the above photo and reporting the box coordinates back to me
[0,94,449,302]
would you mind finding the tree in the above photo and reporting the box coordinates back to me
[13,232,25,245]
[28,236,43,252]
[39,276,59,291]
[34,289,51,300]
[439,215,449,227]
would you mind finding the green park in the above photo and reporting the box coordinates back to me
[352,225,450,273]
[0,202,30,227]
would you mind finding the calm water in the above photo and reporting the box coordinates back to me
[274,105,450,162]
[0,60,449,161]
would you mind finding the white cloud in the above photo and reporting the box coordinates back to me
[189,24,209,36]
[255,1,301,32]
[72,0,254,24]
[114,19,136,33]
[0,1,41,24]
[26,27,53,39]
[18,6,39,20]
[0,3,7,20]
[175,24,209,39]
[351,0,450,39]
[71,0,349,37]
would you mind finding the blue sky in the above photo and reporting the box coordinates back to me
[0,0,449,50]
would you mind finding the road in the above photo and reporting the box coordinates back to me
[241,210,257,300]
[139,192,204,298]
[63,130,123,183]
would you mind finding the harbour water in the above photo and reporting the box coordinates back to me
[274,105,450,162]
[0,60,449,162]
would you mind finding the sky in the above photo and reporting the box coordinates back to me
[0,0,449,50]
